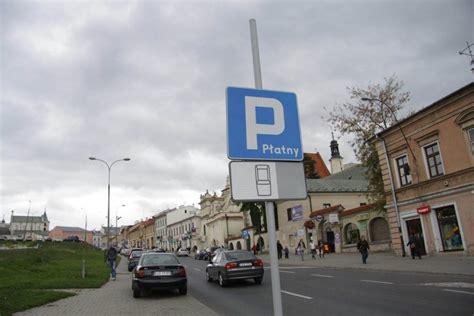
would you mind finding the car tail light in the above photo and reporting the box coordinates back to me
[254,259,263,267]
[177,266,186,277]
[225,262,238,269]
[135,267,145,278]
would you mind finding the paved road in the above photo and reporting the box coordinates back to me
[181,256,474,316]
[15,255,474,316]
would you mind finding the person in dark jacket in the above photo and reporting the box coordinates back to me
[357,236,370,264]
[106,246,118,280]
[407,235,422,259]
[276,240,283,259]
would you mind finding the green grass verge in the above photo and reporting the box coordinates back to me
[0,289,75,316]
[0,242,118,315]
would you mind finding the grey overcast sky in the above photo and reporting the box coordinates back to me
[1,0,472,231]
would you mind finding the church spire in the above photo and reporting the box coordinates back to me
[330,132,342,159]
[329,132,344,174]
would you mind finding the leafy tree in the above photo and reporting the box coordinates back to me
[239,202,267,234]
[326,75,410,210]
[303,154,320,179]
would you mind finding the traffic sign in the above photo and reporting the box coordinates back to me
[227,87,303,161]
[229,161,307,201]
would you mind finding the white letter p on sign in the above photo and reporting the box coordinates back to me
[245,96,285,150]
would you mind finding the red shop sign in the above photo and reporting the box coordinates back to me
[417,205,431,215]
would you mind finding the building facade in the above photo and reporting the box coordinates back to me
[372,82,474,256]
[9,210,50,240]
[196,179,246,251]
[276,164,385,253]
[48,226,93,243]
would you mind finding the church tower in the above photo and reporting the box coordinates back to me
[329,133,344,174]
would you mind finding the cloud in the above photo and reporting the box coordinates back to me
[1,0,472,230]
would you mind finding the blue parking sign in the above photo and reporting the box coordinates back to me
[226,87,303,161]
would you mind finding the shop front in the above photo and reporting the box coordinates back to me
[430,204,465,252]
[401,202,466,255]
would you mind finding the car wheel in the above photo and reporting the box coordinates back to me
[254,277,263,285]
[206,270,213,282]
[179,287,187,295]
[218,273,226,287]
[133,289,141,298]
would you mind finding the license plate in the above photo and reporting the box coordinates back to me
[240,263,252,267]
[154,271,172,276]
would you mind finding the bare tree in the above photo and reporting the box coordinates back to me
[326,75,410,209]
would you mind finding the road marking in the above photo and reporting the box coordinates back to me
[279,270,295,274]
[311,274,334,278]
[443,289,474,295]
[422,282,474,288]
[281,290,312,300]
[193,268,201,272]
[361,279,393,285]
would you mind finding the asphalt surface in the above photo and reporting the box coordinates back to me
[15,255,474,316]
[181,256,474,316]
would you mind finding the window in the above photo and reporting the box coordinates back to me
[436,205,463,251]
[396,155,412,186]
[287,208,292,221]
[468,128,474,154]
[323,203,331,208]
[344,223,360,244]
[424,142,444,178]
[369,217,390,241]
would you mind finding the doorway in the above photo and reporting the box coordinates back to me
[405,218,427,255]
[326,231,335,253]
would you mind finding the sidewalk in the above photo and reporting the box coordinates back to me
[15,256,217,316]
[259,251,474,276]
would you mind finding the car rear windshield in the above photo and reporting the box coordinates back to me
[225,251,256,261]
[141,254,180,266]
[132,251,143,257]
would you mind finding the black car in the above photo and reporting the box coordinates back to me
[194,250,209,260]
[63,236,80,242]
[128,250,144,272]
[206,250,264,287]
[132,253,187,298]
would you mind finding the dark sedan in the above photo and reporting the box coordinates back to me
[132,253,187,298]
[128,250,143,272]
[206,250,264,287]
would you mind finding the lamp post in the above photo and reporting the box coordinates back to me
[116,215,122,246]
[89,157,130,249]
[361,97,408,257]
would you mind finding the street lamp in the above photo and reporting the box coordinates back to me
[361,97,408,256]
[116,215,122,246]
[89,157,130,249]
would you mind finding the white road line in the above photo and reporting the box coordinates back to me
[443,289,474,295]
[361,279,393,285]
[281,290,313,300]
[311,274,334,278]
[193,268,201,271]
[279,270,295,274]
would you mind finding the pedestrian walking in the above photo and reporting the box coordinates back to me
[318,240,325,258]
[297,239,306,261]
[407,235,422,259]
[277,240,283,260]
[310,240,316,259]
[106,245,118,280]
[357,236,370,264]
[284,246,289,259]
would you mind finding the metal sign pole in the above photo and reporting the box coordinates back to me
[249,18,283,316]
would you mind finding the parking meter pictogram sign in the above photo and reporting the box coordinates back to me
[226,87,303,161]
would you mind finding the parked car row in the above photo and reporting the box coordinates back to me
[129,249,264,299]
